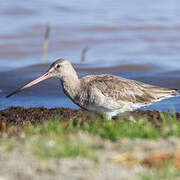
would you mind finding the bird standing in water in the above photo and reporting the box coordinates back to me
[7,58,179,119]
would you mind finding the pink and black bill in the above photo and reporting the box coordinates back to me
[6,72,51,98]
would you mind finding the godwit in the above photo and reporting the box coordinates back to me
[6,58,179,119]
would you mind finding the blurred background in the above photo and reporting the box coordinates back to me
[0,0,180,111]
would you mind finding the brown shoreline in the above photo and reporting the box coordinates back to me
[0,107,180,128]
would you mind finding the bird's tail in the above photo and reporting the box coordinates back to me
[150,88,179,100]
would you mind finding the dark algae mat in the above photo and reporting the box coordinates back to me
[0,107,180,127]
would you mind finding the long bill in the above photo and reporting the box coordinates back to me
[6,72,52,98]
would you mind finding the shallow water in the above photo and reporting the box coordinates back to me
[0,0,180,111]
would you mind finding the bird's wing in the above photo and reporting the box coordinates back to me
[83,74,178,105]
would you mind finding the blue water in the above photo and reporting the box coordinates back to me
[0,0,180,111]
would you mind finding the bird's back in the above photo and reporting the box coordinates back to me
[79,74,179,113]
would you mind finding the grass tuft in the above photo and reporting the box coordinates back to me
[27,119,97,161]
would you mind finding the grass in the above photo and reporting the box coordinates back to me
[26,120,97,161]
[0,139,15,152]
[25,113,180,159]
[141,165,180,180]
[41,23,50,64]
[65,113,180,141]
[0,112,180,161]
[80,46,88,63]
[0,112,179,180]
[0,119,97,161]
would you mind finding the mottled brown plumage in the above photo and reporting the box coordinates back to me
[6,58,179,119]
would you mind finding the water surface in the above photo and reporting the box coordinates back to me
[0,0,180,111]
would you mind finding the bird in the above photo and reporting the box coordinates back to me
[6,58,179,119]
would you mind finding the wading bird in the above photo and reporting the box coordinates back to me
[6,58,179,119]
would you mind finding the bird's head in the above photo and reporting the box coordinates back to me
[6,58,73,98]
[48,58,73,79]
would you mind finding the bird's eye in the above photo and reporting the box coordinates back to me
[56,64,60,68]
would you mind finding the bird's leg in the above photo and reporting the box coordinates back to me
[125,112,136,122]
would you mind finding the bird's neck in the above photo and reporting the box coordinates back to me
[60,71,80,99]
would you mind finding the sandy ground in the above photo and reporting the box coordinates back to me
[0,134,180,180]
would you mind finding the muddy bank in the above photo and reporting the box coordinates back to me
[0,107,180,128]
